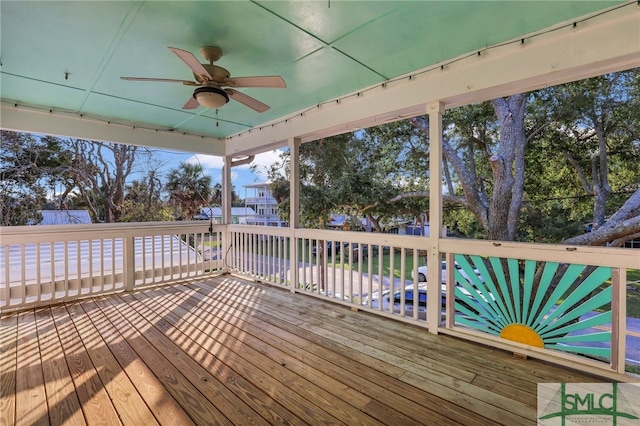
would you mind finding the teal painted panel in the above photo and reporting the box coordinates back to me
[331,1,621,80]
[489,256,517,323]
[0,74,88,111]
[545,344,610,358]
[528,261,560,328]
[1,0,626,140]
[557,266,612,309]
[534,263,586,326]
[466,255,512,324]
[255,1,403,45]
[522,260,536,325]
[540,311,611,339]
[1,1,138,89]
[452,254,614,362]
[508,258,522,323]
[544,332,611,344]
[537,288,612,334]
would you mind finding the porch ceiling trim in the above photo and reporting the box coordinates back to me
[0,104,226,156]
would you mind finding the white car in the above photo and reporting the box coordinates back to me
[363,285,437,320]
[412,261,482,284]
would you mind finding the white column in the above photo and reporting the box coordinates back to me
[222,156,232,224]
[222,155,232,273]
[289,138,301,292]
[427,101,445,333]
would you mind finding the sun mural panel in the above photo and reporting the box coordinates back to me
[453,254,613,360]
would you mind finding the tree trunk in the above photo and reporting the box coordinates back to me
[489,95,528,241]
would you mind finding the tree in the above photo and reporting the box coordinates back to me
[563,188,640,246]
[0,131,71,225]
[405,70,640,246]
[540,70,640,246]
[267,132,414,231]
[267,136,349,228]
[56,139,150,223]
[120,170,173,222]
[407,94,536,241]
[353,123,430,231]
[166,162,213,219]
[210,182,243,207]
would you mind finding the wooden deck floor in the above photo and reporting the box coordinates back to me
[1,275,608,425]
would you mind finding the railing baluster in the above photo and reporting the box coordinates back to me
[388,247,395,315]
[20,244,26,305]
[97,238,103,292]
[111,238,117,290]
[87,239,92,294]
[377,247,384,312]
[35,244,41,303]
[50,242,55,299]
[3,245,9,307]
[63,241,69,299]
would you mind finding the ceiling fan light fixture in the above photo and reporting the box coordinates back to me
[194,86,229,109]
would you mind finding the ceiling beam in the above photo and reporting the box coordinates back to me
[0,103,226,156]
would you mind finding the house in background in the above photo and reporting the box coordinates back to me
[243,182,287,227]
[35,210,92,225]
[198,207,257,225]
[327,214,368,231]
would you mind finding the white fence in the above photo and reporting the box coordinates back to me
[226,225,640,377]
[0,222,223,309]
[2,221,640,377]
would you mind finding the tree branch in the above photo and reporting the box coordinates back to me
[562,151,593,194]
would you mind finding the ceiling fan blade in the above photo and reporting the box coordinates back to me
[224,76,286,88]
[121,76,199,86]
[182,96,200,110]
[168,47,212,80]
[225,89,270,113]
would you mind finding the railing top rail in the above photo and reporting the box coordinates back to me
[439,238,640,268]
[0,221,224,244]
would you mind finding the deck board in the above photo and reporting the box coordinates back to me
[0,275,611,425]
[48,305,122,426]
[34,307,86,426]
[0,313,17,426]
[80,298,197,426]
[92,296,234,426]
[16,310,49,426]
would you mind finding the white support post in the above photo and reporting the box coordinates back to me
[222,156,232,225]
[289,138,301,292]
[612,267,627,374]
[427,101,445,333]
[222,156,232,273]
[124,232,135,292]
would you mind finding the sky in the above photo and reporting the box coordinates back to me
[31,130,285,202]
[151,147,285,198]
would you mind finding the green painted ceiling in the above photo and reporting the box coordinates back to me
[1,1,623,140]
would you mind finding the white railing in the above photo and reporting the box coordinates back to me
[3,221,640,377]
[226,225,640,377]
[0,221,224,310]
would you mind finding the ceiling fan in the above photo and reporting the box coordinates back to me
[121,46,286,113]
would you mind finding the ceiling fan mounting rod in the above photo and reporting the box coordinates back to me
[201,46,223,64]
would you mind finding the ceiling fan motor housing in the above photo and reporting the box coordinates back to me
[194,86,229,108]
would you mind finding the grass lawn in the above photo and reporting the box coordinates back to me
[627,269,640,318]
[326,249,420,281]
